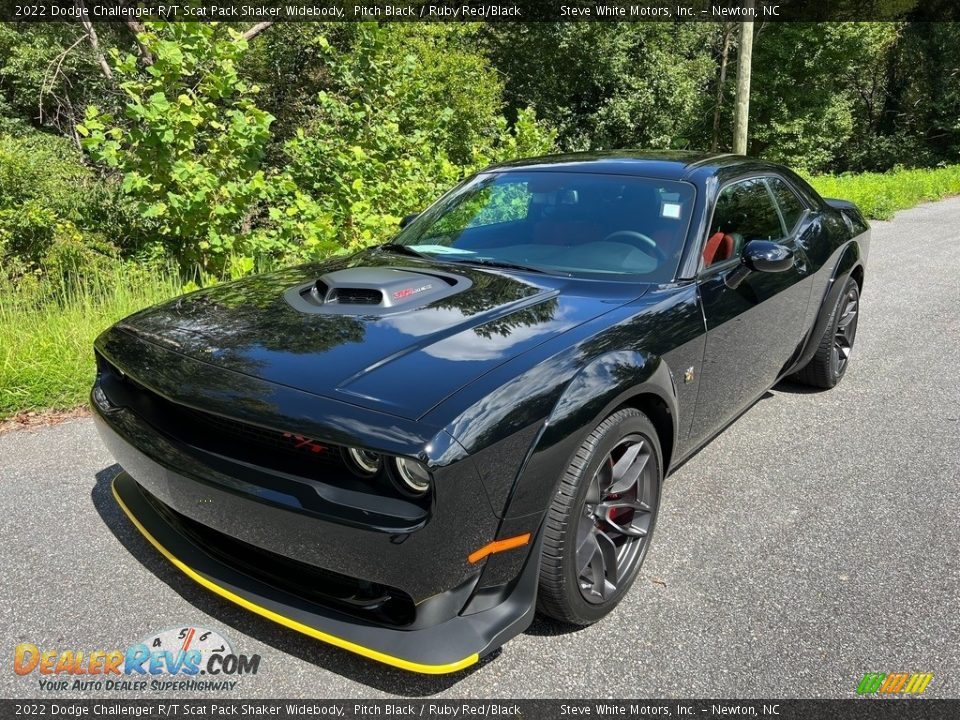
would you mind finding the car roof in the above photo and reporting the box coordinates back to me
[485,150,780,182]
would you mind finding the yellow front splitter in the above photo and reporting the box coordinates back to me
[111,473,479,675]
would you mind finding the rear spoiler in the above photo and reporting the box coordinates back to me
[824,198,859,212]
[824,197,869,233]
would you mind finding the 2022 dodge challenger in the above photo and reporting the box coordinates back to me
[93,152,869,674]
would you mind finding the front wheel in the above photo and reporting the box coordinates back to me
[794,277,860,389]
[537,408,662,625]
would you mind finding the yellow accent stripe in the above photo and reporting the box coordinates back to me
[111,479,478,675]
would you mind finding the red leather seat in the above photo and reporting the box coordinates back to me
[703,231,735,267]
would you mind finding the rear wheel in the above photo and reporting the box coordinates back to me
[537,408,662,625]
[794,277,860,389]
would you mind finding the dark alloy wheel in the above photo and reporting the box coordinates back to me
[537,408,662,625]
[794,276,861,389]
[577,435,656,604]
[832,284,859,378]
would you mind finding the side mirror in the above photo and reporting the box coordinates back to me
[725,240,795,289]
[743,240,794,273]
[399,213,420,229]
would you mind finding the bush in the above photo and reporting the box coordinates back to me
[0,131,128,287]
[80,22,274,274]
[272,24,555,261]
[808,164,960,220]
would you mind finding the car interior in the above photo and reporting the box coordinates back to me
[407,174,695,279]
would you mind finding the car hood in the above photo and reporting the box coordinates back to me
[116,251,647,419]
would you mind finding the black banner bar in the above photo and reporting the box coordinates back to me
[1,0,959,23]
[1,700,956,720]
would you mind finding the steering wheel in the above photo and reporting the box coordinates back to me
[601,231,667,262]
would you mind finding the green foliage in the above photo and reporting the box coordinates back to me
[0,131,126,287]
[80,23,274,273]
[270,24,554,259]
[0,24,123,138]
[808,164,960,220]
[75,22,553,271]
[866,22,960,169]
[0,261,184,418]
[486,24,717,150]
[750,23,900,171]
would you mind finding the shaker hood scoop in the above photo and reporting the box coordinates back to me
[115,254,638,419]
[283,266,473,316]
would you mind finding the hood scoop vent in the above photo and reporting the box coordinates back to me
[285,266,472,316]
[330,287,383,305]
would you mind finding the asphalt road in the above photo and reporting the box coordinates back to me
[2,197,958,700]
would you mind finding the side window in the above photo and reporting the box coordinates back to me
[767,177,807,233]
[703,178,783,268]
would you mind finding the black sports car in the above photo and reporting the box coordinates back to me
[93,151,869,674]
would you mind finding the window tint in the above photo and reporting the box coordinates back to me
[712,179,783,241]
[767,177,806,232]
[704,179,783,267]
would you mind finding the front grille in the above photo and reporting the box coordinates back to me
[95,352,429,510]
[143,488,416,626]
[181,406,340,467]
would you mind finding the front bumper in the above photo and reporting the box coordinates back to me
[94,397,540,673]
[111,472,538,673]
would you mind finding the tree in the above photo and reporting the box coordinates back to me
[484,23,717,150]
[275,24,555,257]
[748,22,899,170]
[79,22,274,273]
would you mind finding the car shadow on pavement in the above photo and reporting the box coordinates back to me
[90,464,491,696]
[523,616,580,637]
[773,379,828,395]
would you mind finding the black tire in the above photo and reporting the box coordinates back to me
[537,407,662,625]
[793,277,861,389]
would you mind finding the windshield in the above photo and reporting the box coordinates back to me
[394,171,696,281]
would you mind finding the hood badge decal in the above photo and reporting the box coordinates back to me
[393,284,434,300]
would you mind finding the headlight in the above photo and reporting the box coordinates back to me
[394,457,431,495]
[343,447,382,477]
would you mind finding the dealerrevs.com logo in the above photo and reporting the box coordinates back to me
[14,626,261,693]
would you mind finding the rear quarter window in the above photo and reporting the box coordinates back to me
[767,177,807,233]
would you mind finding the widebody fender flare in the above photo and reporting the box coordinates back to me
[792,238,866,374]
[472,350,679,591]
[502,350,678,521]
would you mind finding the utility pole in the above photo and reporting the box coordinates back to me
[732,0,755,155]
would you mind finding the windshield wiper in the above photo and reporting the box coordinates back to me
[378,242,426,258]
[448,257,551,275]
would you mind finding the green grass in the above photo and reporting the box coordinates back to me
[0,265,184,419]
[808,164,960,220]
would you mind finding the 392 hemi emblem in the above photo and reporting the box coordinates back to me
[393,284,433,300]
